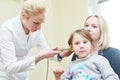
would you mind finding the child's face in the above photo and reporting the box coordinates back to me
[72,33,92,59]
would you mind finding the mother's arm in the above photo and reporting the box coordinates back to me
[102,47,120,78]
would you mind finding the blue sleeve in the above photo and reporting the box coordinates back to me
[102,47,120,78]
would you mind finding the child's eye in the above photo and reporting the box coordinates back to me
[75,42,80,45]
[84,25,89,27]
[83,41,88,44]
[34,22,40,25]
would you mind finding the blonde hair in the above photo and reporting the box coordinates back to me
[84,15,110,50]
[22,0,47,19]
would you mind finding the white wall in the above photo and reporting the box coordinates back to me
[0,0,23,25]
[99,0,120,49]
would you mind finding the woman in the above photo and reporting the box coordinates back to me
[0,0,70,80]
[72,15,120,78]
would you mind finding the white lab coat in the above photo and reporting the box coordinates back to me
[0,16,57,80]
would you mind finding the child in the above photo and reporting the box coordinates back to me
[53,29,119,80]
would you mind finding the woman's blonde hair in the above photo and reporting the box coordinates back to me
[84,15,110,50]
[21,0,47,19]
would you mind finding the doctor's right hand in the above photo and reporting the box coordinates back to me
[35,48,61,63]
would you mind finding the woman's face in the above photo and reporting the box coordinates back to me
[84,17,101,41]
[23,13,45,32]
[72,33,92,58]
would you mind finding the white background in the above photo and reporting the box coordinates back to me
[99,0,120,49]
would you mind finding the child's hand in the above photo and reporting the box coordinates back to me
[53,67,64,80]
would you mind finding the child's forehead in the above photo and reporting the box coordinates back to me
[73,33,86,39]
[74,33,84,37]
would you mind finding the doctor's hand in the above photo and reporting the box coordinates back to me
[60,49,73,58]
[35,48,61,64]
[54,47,73,58]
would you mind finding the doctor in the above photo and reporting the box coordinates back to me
[0,0,71,80]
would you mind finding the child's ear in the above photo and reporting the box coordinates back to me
[69,45,73,51]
